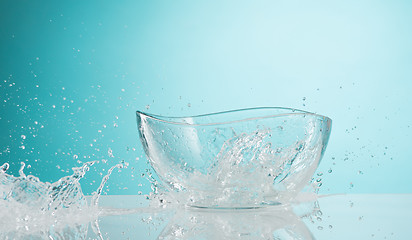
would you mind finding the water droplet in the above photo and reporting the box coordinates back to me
[21,135,26,140]
[73,154,78,159]
[318,226,323,230]
[329,225,333,229]
[108,148,114,158]
[328,168,332,173]
[145,105,150,110]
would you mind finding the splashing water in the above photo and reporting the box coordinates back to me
[0,153,322,239]
[148,127,322,208]
[0,161,123,239]
[0,126,324,238]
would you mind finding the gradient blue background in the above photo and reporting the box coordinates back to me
[1,0,411,195]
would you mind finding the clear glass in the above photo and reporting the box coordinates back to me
[136,107,332,208]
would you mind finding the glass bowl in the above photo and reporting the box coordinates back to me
[136,107,332,209]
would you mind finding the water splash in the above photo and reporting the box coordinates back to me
[151,127,322,208]
[0,126,324,238]
[0,161,123,239]
[0,158,323,240]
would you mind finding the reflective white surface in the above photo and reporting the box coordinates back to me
[92,194,411,240]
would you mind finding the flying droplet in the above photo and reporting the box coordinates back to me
[108,148,114,158]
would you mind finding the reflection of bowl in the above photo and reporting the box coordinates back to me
[136,107,332,208]
[158,202,315,240]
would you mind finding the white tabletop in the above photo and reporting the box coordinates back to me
[91,194,412,240]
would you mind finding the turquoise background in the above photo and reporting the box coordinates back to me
[1,0,411,195]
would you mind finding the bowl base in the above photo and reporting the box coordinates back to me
[187,202,283,211]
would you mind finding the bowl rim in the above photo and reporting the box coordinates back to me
[136,107,332,126]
